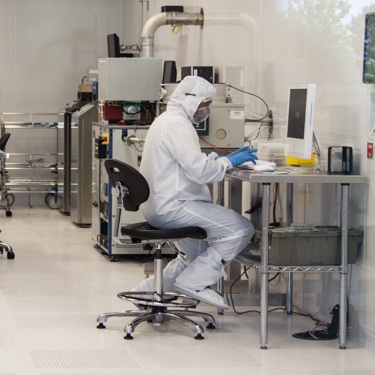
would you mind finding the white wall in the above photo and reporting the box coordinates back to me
[1,0,374,349]
[0,0,126,113]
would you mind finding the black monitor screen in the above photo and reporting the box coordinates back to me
[287,88,307,140]
[107,33,120,58]
[162,61,177,83]
[363,13,375,84]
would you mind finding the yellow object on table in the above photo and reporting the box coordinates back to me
[286,153,316,167]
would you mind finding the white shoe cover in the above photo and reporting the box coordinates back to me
[173,283,228,309]
[131,256,188,293]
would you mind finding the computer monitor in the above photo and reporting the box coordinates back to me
[107,33,121,57]
[284,83,316,160]
[162,61,177,83]
[107,33,133,58]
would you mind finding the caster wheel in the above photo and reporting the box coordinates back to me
[45,193,63,210]
[96,323,106,329]
[124,334,134,340]
[7,252,15,260]
[194,334,204,340]
[206,323,215,329]
[6,210,12,217]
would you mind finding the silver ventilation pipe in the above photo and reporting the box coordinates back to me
[140,8,204,58]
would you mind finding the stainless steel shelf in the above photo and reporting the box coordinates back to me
[235,251,340,272]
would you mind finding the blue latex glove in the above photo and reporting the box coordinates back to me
[214,146,251,160]
[226,148,258,168]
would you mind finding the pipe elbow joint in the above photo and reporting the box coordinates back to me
[140,8,204,58]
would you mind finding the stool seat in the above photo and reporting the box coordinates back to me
[121,222,207,241]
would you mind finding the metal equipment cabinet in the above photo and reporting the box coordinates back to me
[0,113,64,208]
[70,104,97,226]
[92,122,151,259]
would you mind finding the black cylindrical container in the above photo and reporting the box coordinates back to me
[328,146,353,175]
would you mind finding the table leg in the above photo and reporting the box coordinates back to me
[286,183,294,315]
[339,183,349,349]
[260,183,270,349]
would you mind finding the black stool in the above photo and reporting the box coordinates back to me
[96,159,215,340]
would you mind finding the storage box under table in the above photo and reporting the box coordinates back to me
[257,226,363,266]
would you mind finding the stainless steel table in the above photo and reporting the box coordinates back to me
[225,168,366,349]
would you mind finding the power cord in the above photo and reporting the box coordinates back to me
[244,122,271,143]
[198,136,232,153]
[227,84,270,121]
[292,304,340,340]
[228,265,286,315]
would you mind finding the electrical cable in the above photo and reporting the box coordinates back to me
[292,304,341,340]
[198,136,232,153]
[244,122,270,143]
[268,272,280,284]
[228,266,336,322]
[292,304,328,328]
[228,265,286,315]
[227,84,269,121]
[243,265,249,279]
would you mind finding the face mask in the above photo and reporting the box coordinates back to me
[192,106,210,124]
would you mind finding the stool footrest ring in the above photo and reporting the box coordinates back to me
[118,291,200,309]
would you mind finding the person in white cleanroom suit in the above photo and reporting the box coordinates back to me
[133,75,257,309]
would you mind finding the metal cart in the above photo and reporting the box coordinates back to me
[0,113,64,209]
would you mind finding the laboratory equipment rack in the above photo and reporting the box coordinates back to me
[92,122,176,259]
[92,123,148,258]
[0,113,64,209]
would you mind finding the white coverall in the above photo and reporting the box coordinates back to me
[134,75,254,293]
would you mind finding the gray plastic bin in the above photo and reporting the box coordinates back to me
[257,226,363,266]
